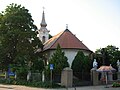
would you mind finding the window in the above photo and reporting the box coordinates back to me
[42,36,45,43]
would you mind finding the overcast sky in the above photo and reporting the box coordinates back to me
[0,0,120,52]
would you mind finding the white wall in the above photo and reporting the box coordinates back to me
[63,49,78,67]
[46,49,91,67]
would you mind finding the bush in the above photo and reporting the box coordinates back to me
[0,78,63,88]
[112,82,120,87]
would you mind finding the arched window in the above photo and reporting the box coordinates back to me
[42,36,45,43]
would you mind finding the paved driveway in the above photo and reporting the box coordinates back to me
[0,84,120,90]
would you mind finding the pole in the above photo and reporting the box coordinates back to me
[105,72,109,88]
[50,64,53,87]
[50,70,52,83]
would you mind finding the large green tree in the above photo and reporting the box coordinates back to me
[95,45,120,69]
[49,44,69,75]
[71,51,91,80]
[0,3,43,78]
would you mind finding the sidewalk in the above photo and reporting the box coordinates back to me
[0,84,120,90]
[72,85,120,90]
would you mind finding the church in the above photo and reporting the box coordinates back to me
[37,10,93,67]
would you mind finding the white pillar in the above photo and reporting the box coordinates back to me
[27,71,31,81]
[5,71,7,79]
[42,71,45,82]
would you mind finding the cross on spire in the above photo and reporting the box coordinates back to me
[66,24,68,29]
[43,7,45,11]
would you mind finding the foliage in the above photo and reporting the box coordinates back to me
[112,82,120,87]
[95,45,120,69]
[31,58,44,73]
[0,3,43,79]
[0,78,63,88]
[49,44,69,75]
[71,51,84,72]
[71,51,91,80]
[49,34,52,39]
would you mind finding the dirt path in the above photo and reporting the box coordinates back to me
[0,84,44,90]
[0,84,120,90]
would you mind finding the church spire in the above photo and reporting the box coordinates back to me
[38,8,49,44]
[40,8,47,27]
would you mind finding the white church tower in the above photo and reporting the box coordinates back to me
[38,10,49,43]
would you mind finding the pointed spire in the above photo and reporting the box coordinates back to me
[40,7,47,27]
[38,7,49,44]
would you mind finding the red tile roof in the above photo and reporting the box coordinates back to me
[97,66,116,72]
[43,29,91,51]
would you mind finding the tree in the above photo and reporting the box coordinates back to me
[49,34,52,39]
[71,51,84,72]
[31,57,44,73]
[49,44,69,75]
[95,45,120,69]
[71,51,91,80]
[0,3,43,79]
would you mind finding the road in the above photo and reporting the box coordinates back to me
[0,84,120,90]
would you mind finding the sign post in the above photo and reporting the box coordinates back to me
[8,65,16,79]
[50,64,54,84]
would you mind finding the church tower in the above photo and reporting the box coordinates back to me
[38,10,49,43]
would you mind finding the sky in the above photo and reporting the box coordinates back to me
[0,0,120,52]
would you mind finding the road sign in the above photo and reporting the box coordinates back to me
[8,72,15,76]
[50,64,54,70]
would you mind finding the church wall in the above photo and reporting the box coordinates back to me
[62,49,91,67]
[63,49,78,67]
[44,49,91,67]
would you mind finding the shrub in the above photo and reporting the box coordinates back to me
[0,79,62,88]
[112,82,120,87]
